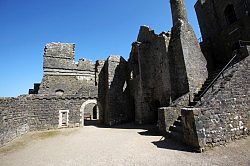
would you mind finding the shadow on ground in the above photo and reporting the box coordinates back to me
[84,122,196,152]
[152,138,197,153]
[84,120,100,126]
[84,121,157,131]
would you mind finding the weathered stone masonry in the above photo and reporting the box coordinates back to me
[0,95,90,146]
[128,26,171,124]
[0,97,29,146]
[158,0,249,151]
[38,43,97,96]
[168,0,208,101]
[195,0,250,69]
[182,46,250,150]
[1,0,249,151]
[98,56,134,126]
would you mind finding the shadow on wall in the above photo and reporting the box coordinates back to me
[98,56,135,126]
[108,56,135,125]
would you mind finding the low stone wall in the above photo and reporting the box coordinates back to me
[181,51,250,151]
[26,95,87,131]
[158,93,189,134]
[158,107,180,135]
[0,95,89,147]
[0,97,29,146]
[181,108,203,151]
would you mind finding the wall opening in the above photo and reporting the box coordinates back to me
[93,105,98,119]
[224,4,237,25]
[59,110,69,128]
[80,99,99,126]
[150,100,161,124]
[55,89,64,96]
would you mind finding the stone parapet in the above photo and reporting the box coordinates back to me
[158,107,181,134]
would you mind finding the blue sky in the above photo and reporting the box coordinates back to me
[0,0,200,97]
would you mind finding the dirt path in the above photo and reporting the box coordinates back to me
[0,124,249,166]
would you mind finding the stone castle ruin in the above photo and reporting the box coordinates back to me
[1,0,249,152]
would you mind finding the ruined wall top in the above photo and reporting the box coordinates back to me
[43,42,96,73]
[44,42,75,59]
[170,0,188,26]
[38,42,101,95]
[137,26,171,42]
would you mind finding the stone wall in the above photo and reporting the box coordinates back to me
[169,0,208,101]
[195,0,250,68]
[38,43,98,96]
[84,103,96,117]
[26,95,87,130]
[128,26,171,124]
[195,0,249,41]
[158,107,180,134]
[1,43,104,147]
[98,56,133,126]
[181,47,250,150]
[0,97,29,146]
[0,95,89,147]
[158,93,190,134]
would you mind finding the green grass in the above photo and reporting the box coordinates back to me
[0,140,26,154]
[0,130,60,154]
[35,130,60,140]
[0,128,78,155]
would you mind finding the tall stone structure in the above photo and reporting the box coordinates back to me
[98,56,133,126]
[168,0,208,101]
[128,26,171,124]
[1,0,249,152]
[38,43,98,96]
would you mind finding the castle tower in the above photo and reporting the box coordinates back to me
[38,43,97,95]
[168,0,208,101]
[170,0,188,26]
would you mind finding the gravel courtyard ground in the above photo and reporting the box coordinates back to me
[0,124,249,166]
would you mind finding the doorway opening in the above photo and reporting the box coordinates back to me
[80,99,99,126]
[150,100,161,124]
[59,110,69,128]
[93,105,98,119]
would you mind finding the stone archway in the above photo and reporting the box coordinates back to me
[80,99,98,126]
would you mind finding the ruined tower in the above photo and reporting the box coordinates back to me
[38,43,98,96]
[195,0,250,69]
[168,0,208,101]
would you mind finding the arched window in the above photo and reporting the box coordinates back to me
[55,89,64,96]
[224,4,237,25]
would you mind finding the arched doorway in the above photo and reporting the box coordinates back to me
[150,100,161,124]
[93,105,98,119]
[80,99,99,126]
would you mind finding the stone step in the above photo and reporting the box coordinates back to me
[173,120,182,127]
[195,91,203,96]
[205,78,217,83]
[169,131,184,142]
[209,71,220,77]
[189,101,197,106]
[194,95,202,99]
[169,125,183,133]
[211,68,223,74]
[190,68,224,107]
[202,80,215,87]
